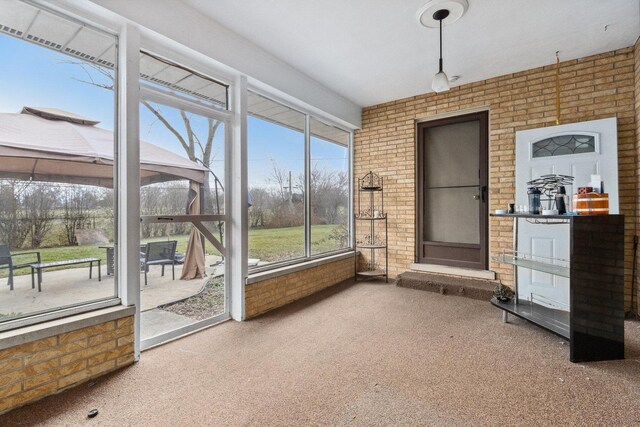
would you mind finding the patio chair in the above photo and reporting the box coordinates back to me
[142,240,178,286]
[0,244,41,290]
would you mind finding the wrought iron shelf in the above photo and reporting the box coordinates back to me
[355,171,388,283]
[492,253,570,278]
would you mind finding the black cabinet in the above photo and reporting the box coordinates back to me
[491,214,625,362]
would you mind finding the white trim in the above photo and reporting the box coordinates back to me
[141,312,230,350]
[0,305,135,351]
[248,84,358,133]
[246,251,356,285]
[304,114,312,257]
[117,23,141,360]
[0,298,122,334]
[139,83,232,121]
[230,75,248,320]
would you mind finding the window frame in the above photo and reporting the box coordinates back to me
[246,89,354,274]
[0,1,121,332]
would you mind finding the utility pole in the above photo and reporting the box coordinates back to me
[282,171,293,204]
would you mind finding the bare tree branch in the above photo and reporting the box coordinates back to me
[141,100,192,159]
[180,110,196,159]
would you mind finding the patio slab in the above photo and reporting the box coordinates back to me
[0,255,225,319]
[140,309,195,341]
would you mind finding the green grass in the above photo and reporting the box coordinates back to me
[2,224,346,277]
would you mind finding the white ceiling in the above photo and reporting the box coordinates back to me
[182,0,640,107]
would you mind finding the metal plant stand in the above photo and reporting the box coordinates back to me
[355,171,388,282]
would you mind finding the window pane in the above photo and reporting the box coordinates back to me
[0,1,118,325]
[310,118,350,255]
[532,135,596,158]
[248,92,305,266]
[140,51,228,110]
[139,98,226,344]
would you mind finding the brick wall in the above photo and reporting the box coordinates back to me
[0,315,134,415]
[245,257,354,318]
[355,46,638,309]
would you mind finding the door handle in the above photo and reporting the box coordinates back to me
[473,194,480,200]
[481,186,487,202]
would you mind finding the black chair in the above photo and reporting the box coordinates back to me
[142,241,177,286]
[0,244,41,290]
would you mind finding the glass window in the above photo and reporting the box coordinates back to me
[532,135,596,158]
[0,1,118,327]
[248,92,305,266]
[139,95,227,345]
[140,51,228,110]
[310,118,350,254]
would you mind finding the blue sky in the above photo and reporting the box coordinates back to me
[0,33,348,189]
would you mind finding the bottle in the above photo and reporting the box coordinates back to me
[528,187,541,215]
[555,186,568,214]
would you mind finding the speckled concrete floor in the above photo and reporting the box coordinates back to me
[3,281,640,426]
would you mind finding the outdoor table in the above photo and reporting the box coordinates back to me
[30,258,101,292]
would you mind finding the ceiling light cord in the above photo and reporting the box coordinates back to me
[439,18,443,73]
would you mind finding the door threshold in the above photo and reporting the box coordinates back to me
[409,263,496,280]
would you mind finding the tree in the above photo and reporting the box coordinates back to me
[66,60,224,215]
[0,180,31,249]
[62,186,97,246]
[248,187,269,228]
[23,183,57,248]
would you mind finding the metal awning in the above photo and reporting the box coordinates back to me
[248,92,350,146]
[0,0,350,146]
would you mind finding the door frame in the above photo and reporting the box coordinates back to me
[416,110,489,270]
[138,83,233,350]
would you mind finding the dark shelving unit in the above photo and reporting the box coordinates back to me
[491,213,625,362]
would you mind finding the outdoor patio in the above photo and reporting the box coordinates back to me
[0,254,224,318]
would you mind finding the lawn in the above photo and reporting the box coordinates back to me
[3,224,346,277]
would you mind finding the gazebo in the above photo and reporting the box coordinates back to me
[0,106,208,279]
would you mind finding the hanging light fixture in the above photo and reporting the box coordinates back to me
[417,0,468,93]
[431,9,450,92]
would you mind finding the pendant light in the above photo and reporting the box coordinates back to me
[432,9,450,93]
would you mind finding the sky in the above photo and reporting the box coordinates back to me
[0,32,348,190]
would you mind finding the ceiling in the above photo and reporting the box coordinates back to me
[182,0,640,107]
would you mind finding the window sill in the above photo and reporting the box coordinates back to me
[0,305,135,351]
[246,251,355,285]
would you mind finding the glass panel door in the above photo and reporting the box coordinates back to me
[138,94,229,349]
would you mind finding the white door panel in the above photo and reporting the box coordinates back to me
[515,118,618,310]
[530,238,554,287]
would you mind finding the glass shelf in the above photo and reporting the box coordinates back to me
[355,216,387,220]
[492,253,570,278]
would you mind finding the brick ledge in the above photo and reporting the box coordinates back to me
[246,251,356,285]
[0,305,135,351]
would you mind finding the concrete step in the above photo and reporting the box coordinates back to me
[395,270,498,301]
